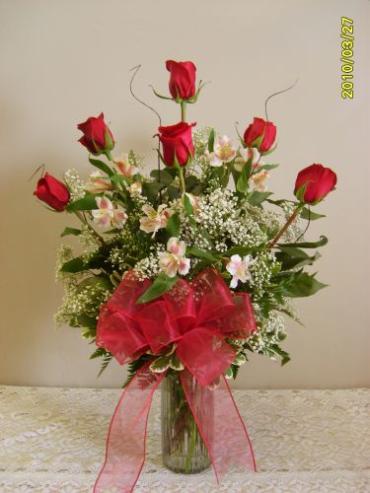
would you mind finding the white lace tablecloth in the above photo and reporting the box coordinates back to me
[0,386,369,492]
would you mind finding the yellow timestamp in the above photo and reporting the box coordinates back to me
[340,17,354,99]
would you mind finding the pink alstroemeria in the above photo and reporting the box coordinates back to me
[159,237,190,278]
[113,153,138,178]
[251,170,269,191]
[234,147,261,172]
[226,254,254,288]
[86,171,113,193]
[92,197,127,229]
[139,204,170,236]
[207,135,237,167]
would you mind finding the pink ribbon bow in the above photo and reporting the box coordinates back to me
[94,268,257,492]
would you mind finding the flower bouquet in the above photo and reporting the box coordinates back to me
[34,60,337,492]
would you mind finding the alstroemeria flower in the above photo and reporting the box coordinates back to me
[113,153,138,178]
[159,237,190,278]
[226,254,254,288]
[234,147,261,172]
[128,181,142,195]
[86,171,114,193]
[251,170,269,191]
[139,204,170,236]
[92,197,127,229]
[207,135,237,167]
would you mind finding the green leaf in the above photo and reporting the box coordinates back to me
[150,356,171,373]
[137,273,178,304]
[225,245,252,257]
[61,227,82,237]
[187,246,217,262]
[248,191,272,206]
[60,257,86,273]
[280,271,327,298]
[301,208,326,220]
[280,235,328,249]
[169,354,184,371]
[150,169,174,186]
[185,175,201,193]
[76,314,97,330]
[270,345,291,365]
[166,213,181,237]
[208,128,215,153]
[166,185,181,200]
[236,163,251,194]
[183,194,193,216]
[295,183,308,203]
[66,194,97,212]
[90,347,107,360]
[276,247,320,270]
[255,163,279,172]
[142,181,164,202]
[89,157,114,177]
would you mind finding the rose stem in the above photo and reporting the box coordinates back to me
[268,206,301,249]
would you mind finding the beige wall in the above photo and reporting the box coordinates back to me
[0,0,369,389]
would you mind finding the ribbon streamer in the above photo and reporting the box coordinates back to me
[94,365,256,492]
[94,268,257,491]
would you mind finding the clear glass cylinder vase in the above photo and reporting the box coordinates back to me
[161,371,211,474]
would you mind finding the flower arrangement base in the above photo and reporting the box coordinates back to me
[161,371,211,474]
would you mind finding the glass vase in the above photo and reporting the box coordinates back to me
[161,371,211,474]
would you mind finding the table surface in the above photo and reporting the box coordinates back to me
[0,386,369,492]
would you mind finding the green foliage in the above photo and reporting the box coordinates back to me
[66,194,97,212]
[90,347,113,377]
[88,157,114,177]
[123,355,153,388]
[187,246,217,263]
[276,247,321,270]
[150,168,174,186]
[166,212,181,237]
[248,191,272,206]
[280,235,328,249]
[60,257,86,273]
[208,128,215,152]
[276,270,327,298]
[236,163,251,193]
[137,272,178,304]
[61,227,82,237]
[301,207,326,220]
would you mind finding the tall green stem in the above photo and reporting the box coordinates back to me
[180,101,187,122]
[178,167,186,196]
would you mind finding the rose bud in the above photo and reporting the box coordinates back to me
[243,117,277,153]
[294,164,337,204]
[166,60,197,100]
[77,113,114,156]
[158,121,196,166]
[34,173,70,211]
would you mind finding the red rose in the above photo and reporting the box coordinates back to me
[77,113,114,156]
[294,164,337,204]
[166,60,197,100]
[243,117,277,153]
[158,121,196,167]
[34,173,70,211]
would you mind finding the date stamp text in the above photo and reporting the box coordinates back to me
[340,17,354,99]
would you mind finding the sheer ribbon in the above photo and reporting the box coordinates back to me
[94,268,257,492]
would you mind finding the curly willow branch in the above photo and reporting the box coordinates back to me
[129,65,162,126]
[264,79,299,121]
